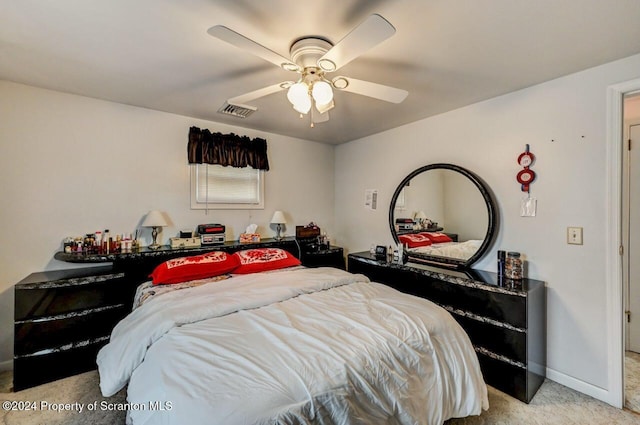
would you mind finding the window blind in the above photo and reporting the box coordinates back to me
[194,164,261,205]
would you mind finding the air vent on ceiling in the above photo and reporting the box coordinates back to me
[217,101,257,118]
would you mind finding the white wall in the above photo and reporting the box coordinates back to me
[335,53,640,403]
[442,171,487,241]
[0,81,335,368]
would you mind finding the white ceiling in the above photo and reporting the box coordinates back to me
[2,0,640,145]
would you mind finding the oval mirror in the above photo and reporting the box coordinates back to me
[389,163,498,269]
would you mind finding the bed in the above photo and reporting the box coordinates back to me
[399,233,482,261]
[97,248,488,425]
[408,239,482,261]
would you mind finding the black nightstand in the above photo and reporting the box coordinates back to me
[301,246,345,269]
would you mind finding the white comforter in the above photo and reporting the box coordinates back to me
[410,240,483,260]
[97,267,487,425]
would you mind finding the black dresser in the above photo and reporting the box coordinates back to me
[13,266,130,391]
[348,252,546,403]
[300,246,345,269]
[14,238,300,391]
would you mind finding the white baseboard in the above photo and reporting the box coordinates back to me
[546,367,618,407]
[0,360,12,372]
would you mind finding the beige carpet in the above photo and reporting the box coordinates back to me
[626,351,640,412]
[1,370,639,425]
[446,380,640,425]
[0,370,126,425]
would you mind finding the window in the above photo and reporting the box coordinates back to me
[190,164,264,210]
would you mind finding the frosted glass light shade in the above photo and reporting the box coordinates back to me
[292,96,311,114]
[270,210,286,224]
[142,210,168,227]
[287,82,311,114]
[312,81,333,105]
[287,82,308,104]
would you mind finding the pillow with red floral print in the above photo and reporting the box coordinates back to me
[149,251,240,285]
[421,232,453,243]
[398,233,433,248]
[232,248,301,274]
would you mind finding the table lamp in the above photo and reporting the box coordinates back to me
[142,210,168,249]
[270,211,287,240]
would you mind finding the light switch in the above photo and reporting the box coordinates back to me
[567,227,583,245]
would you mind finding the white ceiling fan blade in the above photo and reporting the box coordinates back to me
[338,77,408,103]
[228,82,288,105]
[317,14,396,72]
[207,25,300,71]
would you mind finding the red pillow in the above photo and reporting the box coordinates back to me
[398,233,433,248]
[421,232,453,243]
[232,248,301,274]
[150,251,240,285]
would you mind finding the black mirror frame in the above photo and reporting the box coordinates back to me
[389,163,498,270]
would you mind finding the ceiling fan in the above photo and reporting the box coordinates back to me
[208,14,408,126]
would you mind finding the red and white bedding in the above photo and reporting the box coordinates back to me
[98,266,488,425]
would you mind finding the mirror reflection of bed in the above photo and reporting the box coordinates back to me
[390,163,497,268]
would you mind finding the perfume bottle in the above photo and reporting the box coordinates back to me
[497,250,506,278]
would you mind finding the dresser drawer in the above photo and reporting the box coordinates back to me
[418,276,527,328]
[13,339,107,391]
[476,350,544,403]
[14,305,129,356]
[15,273,130,320]
[449,310,526,363]
[477,351,529,402]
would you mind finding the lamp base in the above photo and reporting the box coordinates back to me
[275,224,282,240]
[149,226,162,249]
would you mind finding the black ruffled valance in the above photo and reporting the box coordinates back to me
[187,126,269,171]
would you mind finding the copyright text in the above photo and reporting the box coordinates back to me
[2,400,172,413]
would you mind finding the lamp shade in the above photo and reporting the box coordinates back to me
[270,211,287,224]
[142,210,168,227]
[414,211,428,220]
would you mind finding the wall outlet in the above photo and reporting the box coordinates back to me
[567,227,583,245]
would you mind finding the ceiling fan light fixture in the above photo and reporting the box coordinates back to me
[208,14,403,125]
[311,81,333,105]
